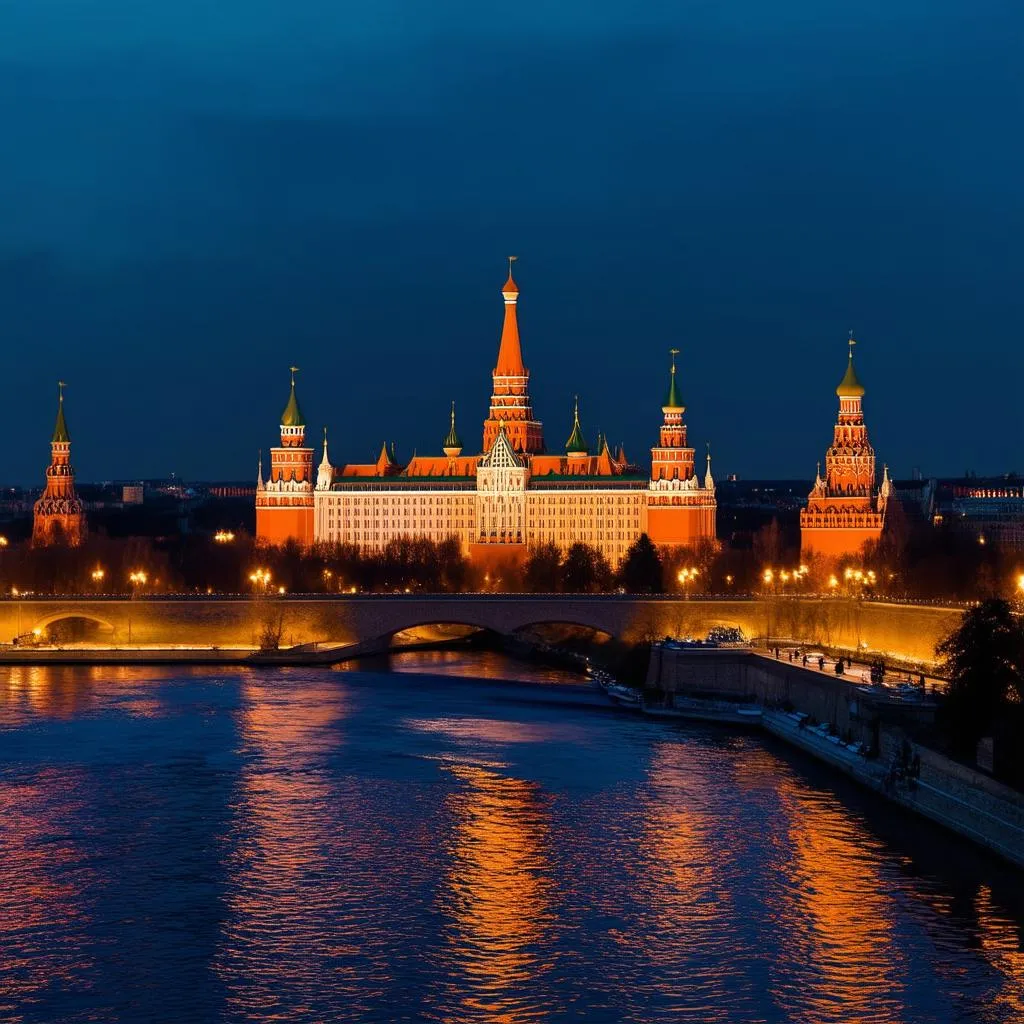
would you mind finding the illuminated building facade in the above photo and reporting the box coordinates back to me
[32,383,87,547]
[800,337,890,559]
[257,263,717,563]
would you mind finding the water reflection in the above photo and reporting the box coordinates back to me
[214,675,375,1019]
[0,769,93,1023]
[431,762,556,1024]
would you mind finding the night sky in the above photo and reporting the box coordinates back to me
[2,1,1022,485]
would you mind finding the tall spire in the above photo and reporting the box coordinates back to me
[565,396,589,455]
[319,426,330,467]
[52,381,70,443]
[495,256,525,377]
[663,348,684,411]
[257,449,265,491]
[281,366,305,426]
[704,442,715,490]
[443,400,462,456]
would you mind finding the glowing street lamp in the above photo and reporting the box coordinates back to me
[129,570,148,588]
[214,530,236,543]
[91,567,105,590]
[248,568,272,593]
[0,535,8,547]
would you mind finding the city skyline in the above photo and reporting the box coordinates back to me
[2,1,1022,483]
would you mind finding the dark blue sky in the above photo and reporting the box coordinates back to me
[2,1,1022,484]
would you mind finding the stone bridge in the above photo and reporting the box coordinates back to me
[0,595,962,666]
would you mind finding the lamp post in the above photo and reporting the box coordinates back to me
[676,567,699,599]
[128,570,148,644]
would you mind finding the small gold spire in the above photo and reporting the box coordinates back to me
[508,255,518,274]
[58,380,65,400]
[848,331,856,355]
[669,347,679,374]
[290,365,299,385]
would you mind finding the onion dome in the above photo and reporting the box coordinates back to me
[52,382,70,443]
[443,401,463,457]
[281,367,305,426]
[565,397,589,456]
[663,349,684,412]
[836,336,865,398]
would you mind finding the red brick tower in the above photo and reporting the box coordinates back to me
[646,350,717,546]
[256,367,314,545]
[481,258,545,455]
[800,335,886,559]
[32,382,86,547]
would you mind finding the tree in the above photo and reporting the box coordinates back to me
[936,599,1024,758]
[523,542,562,593]
[561,543,613,593]
[617,534,663,594]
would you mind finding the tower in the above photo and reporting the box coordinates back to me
[481,258,545,455]
[256,367,314,545]
[800,335,886,559]
[646,350,717,546]
[32,382,86,547]
[565,396,589,469]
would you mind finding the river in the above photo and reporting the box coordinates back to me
[0,651,1021,1023]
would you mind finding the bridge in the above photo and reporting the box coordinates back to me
[0,595,961,666]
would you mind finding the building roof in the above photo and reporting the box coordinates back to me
[836,342,865,397]
[52,386,70,443]
[443,402,461,451]
[664,351,684,410]
[281,371,305,426]
[565,399,588,455]
[495,265,526,377]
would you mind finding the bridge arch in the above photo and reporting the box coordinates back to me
[31,611,117,642]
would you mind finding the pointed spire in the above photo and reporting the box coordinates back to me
[443,400,462,456]
[52,380,70,443]
[320,426,330,467]
[836,332,865,397]
[281,366,305,426]
[663,348,684,411]
[565,396,589,455]
[257,449,265,491]
[704,442,715,490]
[495,257,526,377]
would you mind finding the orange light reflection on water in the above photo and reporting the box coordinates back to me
[0,769,94,1021]
[431,762,556,1024]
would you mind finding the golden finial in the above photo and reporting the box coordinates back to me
[508,255,518,274]
[669,347,680,374]
[290,365,299,385]
[451,400,456,425]
[58,380,65,401]
[848,331,856,354]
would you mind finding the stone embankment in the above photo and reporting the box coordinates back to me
[647,646,1024,869]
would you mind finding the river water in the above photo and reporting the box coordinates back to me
[0,651,1021,1023]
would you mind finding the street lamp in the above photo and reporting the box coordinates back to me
[677,567,699,597]
[91,567,105,591]
[214,530,235,543]
[127,570,147,644]
[248,568,271,593]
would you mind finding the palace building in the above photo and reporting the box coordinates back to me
[256,262,717,564]
[32,383,87,547]
[800,337,891,559]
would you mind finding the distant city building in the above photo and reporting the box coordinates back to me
[32,383,86,547]
[933,478,1024,549]
[122,484,144,505]
[256,262,717,564]
[800,337,890,559]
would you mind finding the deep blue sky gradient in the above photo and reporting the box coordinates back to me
[1,1,1022,483]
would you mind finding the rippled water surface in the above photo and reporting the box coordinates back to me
[0,652,1021,1023]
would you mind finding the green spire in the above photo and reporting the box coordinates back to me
[281,366,305,427]
[443,401,462,451]
[52,381,70,443]
[836,333,865,398]
[565,396,589,455]
[663,348,684,410]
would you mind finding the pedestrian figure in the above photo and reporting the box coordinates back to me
[818,656,825,671]
[802,654,808,667]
